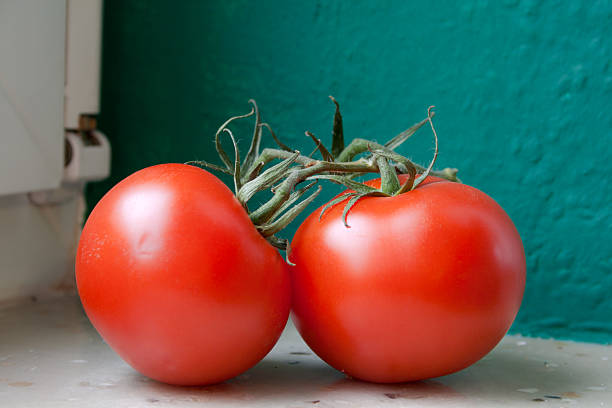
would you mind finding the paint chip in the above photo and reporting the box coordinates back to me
[517,388,539,393]
[96,382,116,387]
[8,381,33,387]
[517,341,527,346]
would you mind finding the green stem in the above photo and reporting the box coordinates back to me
[412,106,439,190]
[335,138,372,162]
[329,95,344,158]
[244,148,314,177]
[201,99,461,248]
[336,138,458,182]
[375,156,401,195]
[249,159,379,225]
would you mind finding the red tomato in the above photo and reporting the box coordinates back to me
[76,164,290,385]
[290,174,525,383]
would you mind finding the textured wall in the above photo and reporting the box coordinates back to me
[89,1,612,343]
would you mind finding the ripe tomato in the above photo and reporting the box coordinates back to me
[290,174,525,383]
[76,164,290,385]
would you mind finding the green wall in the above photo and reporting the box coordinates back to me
[89,1,612,343]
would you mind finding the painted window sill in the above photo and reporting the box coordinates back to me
[0,295,610,407]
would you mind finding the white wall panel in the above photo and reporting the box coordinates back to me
[64,0,102,129]
[0,0,66,195]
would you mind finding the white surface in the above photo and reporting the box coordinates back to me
[0,296,610,407]
[0,0,66,195]
[64,0,102,129]
[0,192,82,302]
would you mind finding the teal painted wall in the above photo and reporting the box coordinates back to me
[88,1,612,343]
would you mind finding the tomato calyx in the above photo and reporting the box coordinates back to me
[188,99,460,250]
[314,106,450,227]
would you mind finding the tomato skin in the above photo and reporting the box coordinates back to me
[76,164,290,385]
[290,175,525,383]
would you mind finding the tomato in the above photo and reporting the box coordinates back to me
[289,174,525,383]
[76,164,290,385]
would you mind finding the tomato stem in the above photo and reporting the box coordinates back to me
[214,108,255,170]
[248,159,380,225]
[329,95,344,158]
[240,100,263,180]
[412,106,439,190]
[375,156,401,195]
[189,98,461,249]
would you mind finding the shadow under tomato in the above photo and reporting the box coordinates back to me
[119,339,595,405]
[322,377,464,401]
[122,357,344,403]
[124,357,462,404]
